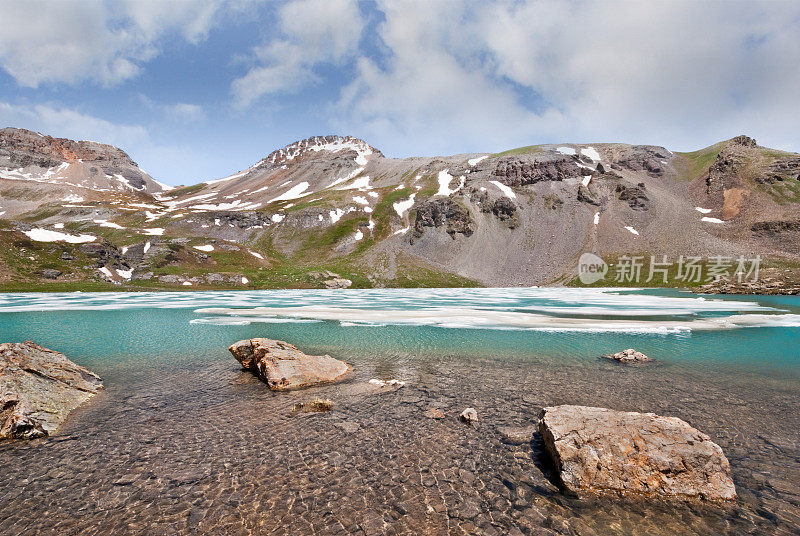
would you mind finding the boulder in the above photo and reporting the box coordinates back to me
[0,341,102,439]
[424,408,445,420]
[324,277,352,289]
[459,407,478,424]
[539,405,736,500]
[228,338,352,391]
[605,348,652,363]
[41,269,62,280]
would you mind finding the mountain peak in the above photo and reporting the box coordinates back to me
[729,135,757,148]
[265,135,381,167]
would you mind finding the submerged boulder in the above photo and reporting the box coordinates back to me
[0,341,102,439]
[228,338,352,391]
[539,405,736,501]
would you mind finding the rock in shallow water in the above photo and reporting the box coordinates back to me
[0,341,102,439]
[228,338,352,391]
[605,348,652,363]
[539,405,736,500]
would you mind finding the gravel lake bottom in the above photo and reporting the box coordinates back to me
[0,289,798,535]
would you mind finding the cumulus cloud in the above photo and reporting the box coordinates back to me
[0,0,228,87]
[230,0,365,108]
[329,0,800,155]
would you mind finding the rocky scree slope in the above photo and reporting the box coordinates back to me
[1,129,799,291]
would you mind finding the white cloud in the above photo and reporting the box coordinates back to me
[0,0,227,87]
[231,0,365,108]
[330,0,800,155]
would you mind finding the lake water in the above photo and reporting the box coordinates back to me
[0,288,799,535]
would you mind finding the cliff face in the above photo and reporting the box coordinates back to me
[1,131,799,290]
[0,127,168,195]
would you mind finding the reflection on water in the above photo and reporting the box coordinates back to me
[0,288,798,534]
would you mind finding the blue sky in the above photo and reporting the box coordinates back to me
[1,0,800,186]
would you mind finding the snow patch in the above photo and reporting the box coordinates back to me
[594,212,600,225]
[241,276,249,284]
[190,200,262,211]
[116,268,133,279]
[336,176,372,191]
[701,217,725,223]
[435,170,463,196]
[580,147,601,161]
[393,194,416,218]
[556,146,576,156]
[271,214,285,223]
[695,207,712,214]
[581,176,591,187]
[23,228,96,243]
[393,226,410,235]
[249,251,264,260]
[205,169,251,185]
[194,245,214,252]
[354,230,364,241]
[352,195,370,205]
[144,242,151,254]
[93,219,124,229]
[62,194,84,203]
[625,226,640,235]
[98,267,113,278]
[489,181,516,199]
[329,209,345,224]
[142,228,164,236]
[468,155,489,166]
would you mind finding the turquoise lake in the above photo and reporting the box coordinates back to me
[1,287,798,377]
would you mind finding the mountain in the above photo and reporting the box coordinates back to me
[1,127,799,292]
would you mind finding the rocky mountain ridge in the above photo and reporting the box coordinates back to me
[1,128,799,291]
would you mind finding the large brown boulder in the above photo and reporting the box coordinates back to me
[1,341,102,439]
[539,405,736,501]
[228,338,352,391]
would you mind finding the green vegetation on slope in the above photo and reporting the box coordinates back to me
[673,141,726,182]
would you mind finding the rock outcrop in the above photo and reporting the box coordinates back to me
[493,155,580,186]
[615,182,649,210]
[0,341,102,439]
[612,145,669,176]
[539,405,736,500]
[411,198,474,242]
[228,338,352,391]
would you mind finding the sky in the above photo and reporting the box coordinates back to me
[1,0,799,186]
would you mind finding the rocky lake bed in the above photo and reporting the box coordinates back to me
[0,288,798,535]
[0,344,798,535]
